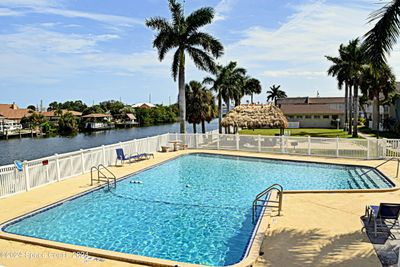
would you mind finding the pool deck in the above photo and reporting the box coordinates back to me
[0,149,399,267]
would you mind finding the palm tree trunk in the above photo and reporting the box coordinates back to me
[192,123,197,133]
[352,85,359,138]
[344,82,348,131]
[251,94,254,104]
[372,96,379,131]
[348,85,353,135]
[201,120,206,133]
[178,51,186,133]
[218,90,222,134]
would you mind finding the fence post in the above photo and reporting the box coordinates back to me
[367,139,370,160]
[55,154,61,182]
[23,161,30,191]
[217,134,220,150]
[307,136,311,155]
[102,145,106,166]
[195,133,199,149]
[336,136,339,157]
[258,135,261,153]
[281,135,285,153]
[383,138,387,159]
[80,149,85,174]
[236,133,240,150]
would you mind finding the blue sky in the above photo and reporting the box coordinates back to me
[0,0,396,107]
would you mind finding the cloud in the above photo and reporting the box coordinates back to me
[0,26,120,54]
[0,7,23,16]
[214,0,237,21]
[263,70,326,78]
[222,1,384,77]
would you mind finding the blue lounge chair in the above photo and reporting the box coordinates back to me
[115,148,153,165]
[365,203,400,237]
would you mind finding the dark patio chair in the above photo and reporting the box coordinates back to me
[365,203,400,237]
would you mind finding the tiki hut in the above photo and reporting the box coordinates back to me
[221,104,288,133]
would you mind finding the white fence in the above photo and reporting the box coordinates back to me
[0,131,396,199]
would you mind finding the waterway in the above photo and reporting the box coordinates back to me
[0,120,218,166]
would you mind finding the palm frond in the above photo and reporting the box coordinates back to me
[186,46,216,73]
[171,48,181,81]
[187,32,224,58]
[186,7,214,32]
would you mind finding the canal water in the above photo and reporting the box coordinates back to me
[0,120,218,166]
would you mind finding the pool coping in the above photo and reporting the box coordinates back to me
[0,150,398,267]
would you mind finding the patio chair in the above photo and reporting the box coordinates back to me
[115,148,153,165]
[365,203,400,237]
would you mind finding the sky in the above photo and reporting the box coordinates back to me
[0,0,398,108]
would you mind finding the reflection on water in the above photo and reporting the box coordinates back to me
[0,120,218,165]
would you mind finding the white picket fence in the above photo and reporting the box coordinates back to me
[0,130,397,199]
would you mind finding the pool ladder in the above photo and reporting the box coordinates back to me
[252,184,283,224]
[91,164,117,189]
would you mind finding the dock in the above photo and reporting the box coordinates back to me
[0,129,39,139]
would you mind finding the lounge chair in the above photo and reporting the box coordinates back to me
[365,203,400,237]
[115,148,153,165]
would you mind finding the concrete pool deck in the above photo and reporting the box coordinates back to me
[0,149,399,267]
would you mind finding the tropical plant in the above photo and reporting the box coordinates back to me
[58,112,79,136]
[185,81,216,133]
[203,62,246,133]
[242,77,262,104]
[363,1,400,69]
[146,0,223,133]
[267,85,287,105]
[99,100,125,116]
[27,105,36,111]
[82,105,105,115]
[360,63,396,131]
[326,43,352,133]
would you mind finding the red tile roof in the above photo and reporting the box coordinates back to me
[81,113,112,118]
[277,97,344,105]
[0,104,31,120]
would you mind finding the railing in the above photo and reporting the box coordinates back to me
[252,183,283,224]
[91,164,116,189]
[0,129,399,199]
[359,157,400,178]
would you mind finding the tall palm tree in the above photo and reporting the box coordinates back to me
[201,89,217,133]
[203,61,246,133]
[340,39,367,138]
[146,0,223,133]
[326,43,352,133]
[267,85,287,105]
[363,1,400,69]
[242,77,262,104]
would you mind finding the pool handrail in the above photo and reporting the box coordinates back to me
[252,183,283,224]
[360,157,400,178]
[90,164,116,189]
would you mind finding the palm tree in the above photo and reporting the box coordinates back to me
[267,85,287,105]
[340,39,367,138]
[146,0,223,133]
[363,1,400,69]
[201,89,217,133]
[242,77,262,104]
[326,43,352,133]
[360,63,396,131]
[203,62,246,133]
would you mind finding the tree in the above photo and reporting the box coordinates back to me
[47,101,61,111]
[242,77,262,104]
[82,105,105,115]
[99,100,125,116]
[185,81,216,133]
[363,1,400,69]
[27,105,36,111]
[146,0,223,133]
[360,63,396,131]
[203,62,246,133]
[326,43,352,133]
[267,85,287,105]
[58,112,79,136]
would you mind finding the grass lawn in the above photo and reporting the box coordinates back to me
[358,126,400,139]
[239,128,355,138]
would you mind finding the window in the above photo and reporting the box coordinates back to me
[305,115,312,119]
[332,115,338,120]
[323,115,330,119]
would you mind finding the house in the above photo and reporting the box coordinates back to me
[276,97,345,128]
[133,103,156,109]
[81,113,113,131]
[0,103,31,124]
[114,113,138,127]
[41,110,82,122]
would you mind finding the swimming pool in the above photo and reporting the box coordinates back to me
[1,153,394,266]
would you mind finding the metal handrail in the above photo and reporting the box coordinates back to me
[360,157,400,178]
[90,164,116,189]
[252,183,283,224]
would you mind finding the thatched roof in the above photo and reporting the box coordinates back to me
[221,104,288,129]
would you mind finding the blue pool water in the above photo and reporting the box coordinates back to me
[2,154,393,266]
